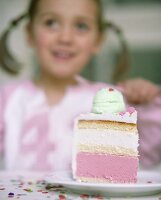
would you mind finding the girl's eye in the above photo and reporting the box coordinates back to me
[44,19,59,29]
[76,23,89,32]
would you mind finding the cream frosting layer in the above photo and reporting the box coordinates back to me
[75,130,139,150]
[77,144,138,156]
[76,111,137,124]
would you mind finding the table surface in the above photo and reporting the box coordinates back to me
[0,171,161,200]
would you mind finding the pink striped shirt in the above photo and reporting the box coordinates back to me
[0,77,161,171]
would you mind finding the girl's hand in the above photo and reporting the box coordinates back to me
[117,78,160,104]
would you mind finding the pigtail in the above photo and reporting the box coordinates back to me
[105,21,130,83]
[0,13,27,74]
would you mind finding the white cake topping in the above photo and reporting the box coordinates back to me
[76,109,137,124]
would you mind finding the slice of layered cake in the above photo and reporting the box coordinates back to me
[72,88,139,183]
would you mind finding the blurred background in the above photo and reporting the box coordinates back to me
[0,0,161,85]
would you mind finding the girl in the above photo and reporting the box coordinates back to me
[0,0,161,171]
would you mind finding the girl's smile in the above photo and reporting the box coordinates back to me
[52,50,76,62]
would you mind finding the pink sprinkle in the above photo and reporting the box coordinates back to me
[80,194,90,198]
[59,195,66,200]
[119,111,126,116]
[108,88,114,92]
[42,191,48,194]
[37,189,43,192]
[128,107,135,114]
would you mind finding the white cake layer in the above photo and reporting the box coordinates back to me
[75,129,139,150]
[76,111,137,124]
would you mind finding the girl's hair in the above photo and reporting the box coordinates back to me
[0,0,129,82]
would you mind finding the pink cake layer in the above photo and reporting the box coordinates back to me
[76,152,138,183]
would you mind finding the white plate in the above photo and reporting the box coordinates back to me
[44,171,161,197]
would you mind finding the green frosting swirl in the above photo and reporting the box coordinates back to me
[92,88,125,114]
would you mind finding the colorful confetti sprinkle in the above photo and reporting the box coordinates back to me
[80,194,90,198]
[8,192,14,197]
[119,111,126,116]
[0,173,160,200]
[109,88,114,92]
[147,181,152,184]
[42,191,49,194]
[28,181,33,185]
[37,189,43,192]
[23,188,33,192]
[128,107,135,114]
[59,194,66,200]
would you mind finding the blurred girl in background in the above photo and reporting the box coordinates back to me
[0,0,160,171]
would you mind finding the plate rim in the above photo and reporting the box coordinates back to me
[45,170,161,189]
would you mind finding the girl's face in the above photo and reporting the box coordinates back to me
[27,0,102,79]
